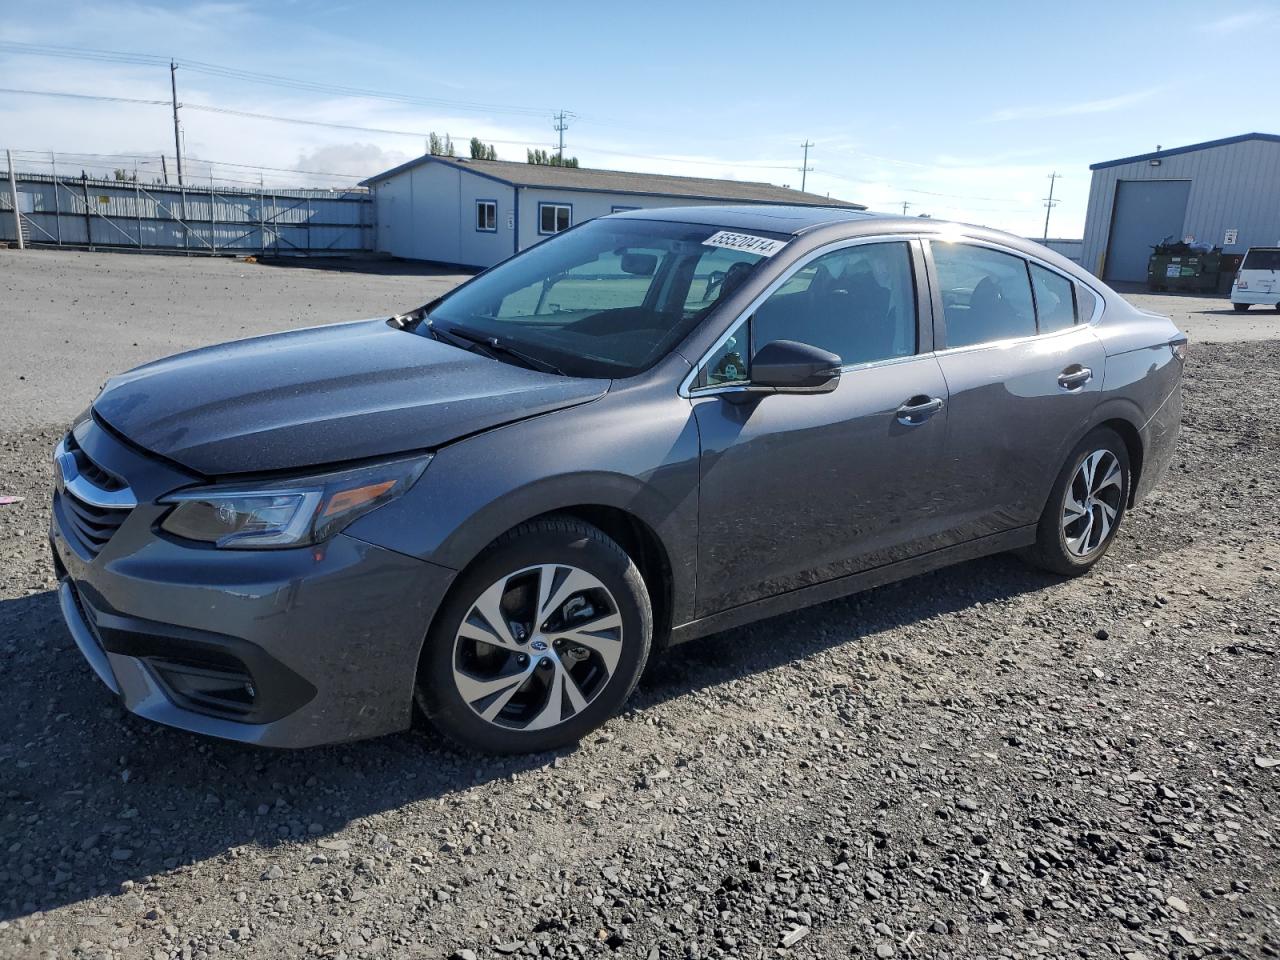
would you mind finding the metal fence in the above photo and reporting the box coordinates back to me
[0,167,374,256]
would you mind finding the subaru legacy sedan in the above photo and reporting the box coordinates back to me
[51,206,1186,753]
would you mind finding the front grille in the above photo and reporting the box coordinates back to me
[55,432,135,559]
[58,490,130,557]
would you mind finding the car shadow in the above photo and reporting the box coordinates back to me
[0,551,1053,920]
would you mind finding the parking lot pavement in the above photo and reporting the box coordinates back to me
[1118,285,1279,344]
[0,250,470,433]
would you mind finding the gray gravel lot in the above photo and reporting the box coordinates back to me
[0,250,467,433]
[1,250,1279,960]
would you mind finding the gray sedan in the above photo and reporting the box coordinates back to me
[51,206,1185,753]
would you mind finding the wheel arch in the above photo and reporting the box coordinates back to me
[426,473,682,650]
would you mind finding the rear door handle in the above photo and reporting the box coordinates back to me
[1057,365,1093,390]
[896,395,944,425]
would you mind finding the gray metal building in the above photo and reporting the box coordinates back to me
[1080,133,1280,282]
[361,156,862,268]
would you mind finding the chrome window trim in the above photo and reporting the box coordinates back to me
[680,234,927,398]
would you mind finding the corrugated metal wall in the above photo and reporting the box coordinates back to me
[0,173,373,254]
[1080,139,1280,279]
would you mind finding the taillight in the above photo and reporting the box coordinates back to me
[1237,279,1249,289]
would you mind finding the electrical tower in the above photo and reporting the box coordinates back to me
[554,111,570,162]
[1042,171,1061,241]
[170,60,184,186]
[799,141,814,192]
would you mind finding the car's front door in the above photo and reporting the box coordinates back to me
[689,238,953,617]
[924,239,1106,541]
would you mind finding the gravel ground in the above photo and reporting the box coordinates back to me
[0,250,467,433]
[1,252,1279,960]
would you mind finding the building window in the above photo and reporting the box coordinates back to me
[538,202,572,235]
[476,200,497,232]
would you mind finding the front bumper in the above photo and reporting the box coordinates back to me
[51,419,456,748]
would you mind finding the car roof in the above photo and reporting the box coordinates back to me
[609,204,883,234]
[608,204,1092,284]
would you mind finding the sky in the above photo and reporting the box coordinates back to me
[1,0,1277,238]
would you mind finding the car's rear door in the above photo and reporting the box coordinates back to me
[924,239,1106,542]
[688,237,953,617]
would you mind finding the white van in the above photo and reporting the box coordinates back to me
[1231,247,1280,311]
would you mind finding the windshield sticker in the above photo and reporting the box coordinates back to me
[702,231,787,258]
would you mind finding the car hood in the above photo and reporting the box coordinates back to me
[92,319,609,476]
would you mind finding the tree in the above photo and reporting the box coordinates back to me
[427,132,456,157]
[469,137,498,160]
[527,148,578,167]
[112,168,138,182]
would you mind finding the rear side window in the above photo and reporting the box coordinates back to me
[1075,284,1099,322]
[932,243,1036,348]
[1030,263,1077,332]
[1242,248,1280,270]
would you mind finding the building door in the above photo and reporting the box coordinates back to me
[1103,179,1191,283]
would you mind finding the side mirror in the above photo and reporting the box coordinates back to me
[751,340,841,393]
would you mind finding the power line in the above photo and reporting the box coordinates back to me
[0,40,560,119]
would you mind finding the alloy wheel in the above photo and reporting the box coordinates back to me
[1062,449,1123,557]
[451,563,624,731]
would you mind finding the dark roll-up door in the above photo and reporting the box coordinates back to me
[1103,179,1192,283]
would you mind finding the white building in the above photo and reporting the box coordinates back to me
[361,156,863,268]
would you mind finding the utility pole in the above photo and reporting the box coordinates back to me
[901,201,912,216]
[170,60,184,186]
[553,111,569,163]
[799,141,814,192]
[6,149,25,249]
[1042,171,1061,241]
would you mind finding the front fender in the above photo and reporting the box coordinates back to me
[343,382,702,624]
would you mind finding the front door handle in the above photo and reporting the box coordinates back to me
[896,395,944,425]
[1057,365,1093,390]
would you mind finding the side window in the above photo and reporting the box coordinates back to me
[1030,263,1077,332]
[475,200,497,232]
[1075,284,1098,323]
[538,203,572,235]
[699,318,751,387]
[932,243,1036,348]
[753,241,918,365]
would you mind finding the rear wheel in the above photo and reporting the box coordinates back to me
[1233,302,1251,312]
[1022,427,1131,577]
[416,517,651,754]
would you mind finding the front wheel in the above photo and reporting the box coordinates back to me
[416,517,652,754]
[1021,428,1131,577]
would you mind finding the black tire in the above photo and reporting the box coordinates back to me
[1021,427,1131,577]
[416,517,652,754]
[1233,302,1251,313]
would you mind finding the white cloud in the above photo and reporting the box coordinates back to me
[1203,9,1276,33]
[986,88,1161,123]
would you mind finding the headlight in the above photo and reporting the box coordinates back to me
[159,455,430,549]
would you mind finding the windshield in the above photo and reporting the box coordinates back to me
[421,218,785,377]
[1242,248,1280,271]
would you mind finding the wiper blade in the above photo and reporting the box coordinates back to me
[438,323,566,376]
